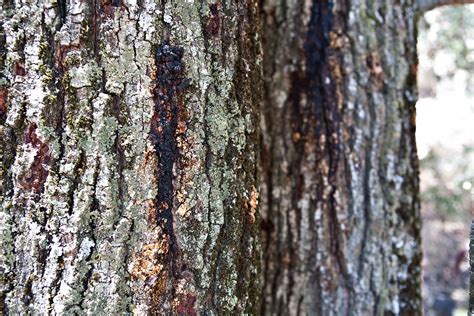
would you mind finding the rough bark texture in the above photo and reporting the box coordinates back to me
[0,0,261,314]
[1,0,428,314]
[260,1,422,315]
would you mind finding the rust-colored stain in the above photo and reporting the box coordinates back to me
[410,110,416,127]
[146,199,158,226]
[176,293,197,316]
[132,239,172,312]
[292,132,301,143]
[131,240,169,282]
[17,123,51,194]
[0,87,8,116]
[366,52,384,89]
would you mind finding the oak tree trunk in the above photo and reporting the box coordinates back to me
[2,0,428,315]
[260,1,422,315]
[0,0,261,314]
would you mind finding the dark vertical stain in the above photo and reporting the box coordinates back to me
[57,0,67,29]
[304,1,334,311]
[150,41,188,278]
[305,0,352,301]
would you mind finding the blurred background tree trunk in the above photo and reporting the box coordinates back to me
[260,1,423,314]
[470,221,473,315]
[0,0,261,314]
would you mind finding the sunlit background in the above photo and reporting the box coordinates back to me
[416,5,473,315]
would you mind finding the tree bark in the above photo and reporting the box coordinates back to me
[418,0,474,13]
[1,0,428,314]
[260,1,422,315]
[0,0,261,314]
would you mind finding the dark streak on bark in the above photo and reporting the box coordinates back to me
[306,0,352,295]
[57,0,67,29]
[150,41,187,279]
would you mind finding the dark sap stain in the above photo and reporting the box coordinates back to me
[17,123,51,194]
[150,40,189,278]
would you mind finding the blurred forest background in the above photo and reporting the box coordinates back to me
[416,5,473,315]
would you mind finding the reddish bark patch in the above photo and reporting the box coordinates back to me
[206,3,220,38]
[176,293,197,316]
[55,44,80,70]
[17,123,51,194]
[14,62,26,76]
[0,87,8,116]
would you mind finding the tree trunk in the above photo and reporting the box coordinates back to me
[0,0,261,314]
[2,0,427,314]
[260,1,422,315]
